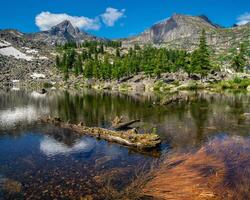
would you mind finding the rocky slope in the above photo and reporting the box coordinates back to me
[122,14,250,52]
[0,29,55,86]
[0,20,108,86]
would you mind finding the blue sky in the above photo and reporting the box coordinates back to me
[0,0,250,39]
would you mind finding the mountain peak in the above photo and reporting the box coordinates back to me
[50,20,80,35]
[30,19,105,45]
[198,15,222,28]
[124,13,223,45]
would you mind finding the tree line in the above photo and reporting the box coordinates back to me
[55,30,249,81]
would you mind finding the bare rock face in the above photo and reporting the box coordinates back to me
[49,20,80,37]
[122,14,250,52]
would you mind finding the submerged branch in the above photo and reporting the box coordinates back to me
[112,119,140,130]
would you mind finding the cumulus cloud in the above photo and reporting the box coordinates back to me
[101,7,125,27]
[35,11,101,31]
[237,12,250,26]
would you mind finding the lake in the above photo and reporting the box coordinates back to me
[0,89,249,199]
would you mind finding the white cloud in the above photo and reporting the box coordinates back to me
[237,12,250,26]
[101,7,125,27]
[35,8,126,31]
[35,11,101,31]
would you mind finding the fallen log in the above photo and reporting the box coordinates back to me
[40,117,161,150]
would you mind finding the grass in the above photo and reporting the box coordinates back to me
[43,82,53,88]
[153,81,176,92]
[215,77,250,90]
[177,81,205,91]
[119,83,131,91]
[143,135,250,199]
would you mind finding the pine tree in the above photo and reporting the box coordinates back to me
[232,43,247,72]
[99,45,104,54]
[73,55,83,76]
[67,49,76,69]
[191,29,211,77]
[116,48,121,57]
[84,60,93,78]
[55,55,61,68]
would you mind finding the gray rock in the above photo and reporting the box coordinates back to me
[190,74,201,80]
[163,78,175,84]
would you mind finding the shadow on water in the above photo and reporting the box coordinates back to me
[0,89,249,199]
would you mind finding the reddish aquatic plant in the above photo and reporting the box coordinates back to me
[142,135,250,200]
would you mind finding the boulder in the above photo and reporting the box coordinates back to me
[118,76,133,83]
[130,74,145,83]
[247,85,250,92]
[190,74,201,80]
[134,83,145,91]
[40,88,47,94]
[163,78,175,84]
[243,113,250,121]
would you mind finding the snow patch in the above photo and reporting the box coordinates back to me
[0,46,33,61]
[0,40,11,47]
[26,49,38,54]
[11,80,20,83]
[39,56,48,60]
[30,73,46,79]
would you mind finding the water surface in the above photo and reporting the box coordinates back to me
[0,89,249,199]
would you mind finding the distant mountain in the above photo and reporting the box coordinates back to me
[28,20,106,45]
[122,14,250,52]
[0,15,249,55]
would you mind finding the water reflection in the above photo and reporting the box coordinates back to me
[40,136,95,157]
[30,91,47,99]
[0,106,49,129]
[0,89,249,199]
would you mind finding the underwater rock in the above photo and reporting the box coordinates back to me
[0,176,22,193]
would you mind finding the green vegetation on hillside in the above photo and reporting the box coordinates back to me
[55,31,249,81]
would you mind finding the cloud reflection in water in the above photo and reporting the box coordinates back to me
[40,136,96,156]
[0,106,49,128]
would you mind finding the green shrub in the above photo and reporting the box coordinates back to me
[43,82,53,88]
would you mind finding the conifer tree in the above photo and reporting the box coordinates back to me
[191,29,211,77]
[232,43,247,72]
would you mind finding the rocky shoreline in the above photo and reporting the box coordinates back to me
[34,71,250,93]
[1,60,250,94]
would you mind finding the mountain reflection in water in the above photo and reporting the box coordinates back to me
[0,89,249,199]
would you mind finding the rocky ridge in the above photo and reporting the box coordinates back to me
[122,14,250,52]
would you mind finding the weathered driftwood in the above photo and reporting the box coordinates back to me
[41,117,161,150]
